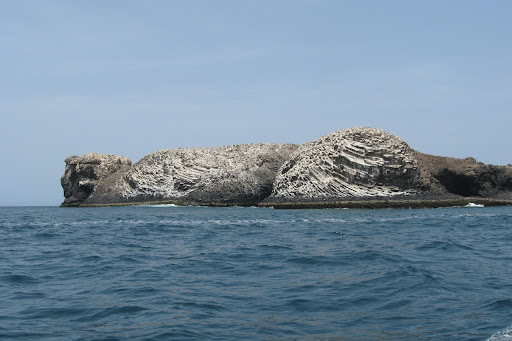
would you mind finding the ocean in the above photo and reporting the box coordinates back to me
[1,205,511,340]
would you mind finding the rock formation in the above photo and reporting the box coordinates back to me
[61,153,132,206]
[68,144,298,206]
[270,127,419,199]
[61,127,512,207]
[415,152,512,198]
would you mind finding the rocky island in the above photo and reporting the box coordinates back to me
[61,127,512,208]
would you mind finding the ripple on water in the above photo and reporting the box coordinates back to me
[1,206,511,340]
[71,305,148,322]
[2,273,40,285]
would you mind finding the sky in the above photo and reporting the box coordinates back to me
[1,0,511,206]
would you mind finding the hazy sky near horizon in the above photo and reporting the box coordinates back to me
[1,0,511,205]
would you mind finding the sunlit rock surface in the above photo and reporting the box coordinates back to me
[83,144,298,206]
[270,127,420,199]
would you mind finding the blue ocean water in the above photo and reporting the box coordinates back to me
[1,205,511,340]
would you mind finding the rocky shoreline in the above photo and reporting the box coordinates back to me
[259,197,512,209]
[61,127,512,209]
[64,197,512,209]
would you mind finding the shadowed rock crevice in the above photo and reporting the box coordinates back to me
[415,152,512,198]
[435,169,481,196]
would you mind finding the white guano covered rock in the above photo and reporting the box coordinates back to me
[85,143,298,205]
[270,127,420,199]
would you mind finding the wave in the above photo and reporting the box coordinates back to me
[465,202,485,207]
[70,305,148,323]
[140,203,178,207]
[2,273,40,284]
[416,240,474,252]
[451,202,485,208]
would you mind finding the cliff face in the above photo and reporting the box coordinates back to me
[76,144,298,206]
[415,152,512,198]
[270,127,420,199]
[61,153,132,207]
[61,127,512,207]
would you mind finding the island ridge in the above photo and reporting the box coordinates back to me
[61,127,512,208]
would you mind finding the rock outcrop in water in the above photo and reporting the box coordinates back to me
[61,153,132,207]
[61,127,512,207]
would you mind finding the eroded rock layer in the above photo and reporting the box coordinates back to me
[82,143,298,206]
[61,153,132,207]
[270,127,420,199]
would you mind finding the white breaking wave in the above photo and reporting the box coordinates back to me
[450,203,485,208]
[465,202,485,208]
[141,204,178,207]
[487,325,512,341]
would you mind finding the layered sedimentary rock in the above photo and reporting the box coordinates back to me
[74,144,298,206]
[61,127,512,207]
[270,127,419,199]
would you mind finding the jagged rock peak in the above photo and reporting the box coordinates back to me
[270,126,420,199]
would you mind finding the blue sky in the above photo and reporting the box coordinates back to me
[1,0,511,206]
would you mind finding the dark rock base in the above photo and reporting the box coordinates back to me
[61,196,512,209]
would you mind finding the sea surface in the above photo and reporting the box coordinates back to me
[1,205,512,340]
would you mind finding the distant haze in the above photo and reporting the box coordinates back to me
[1,1,511,206]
